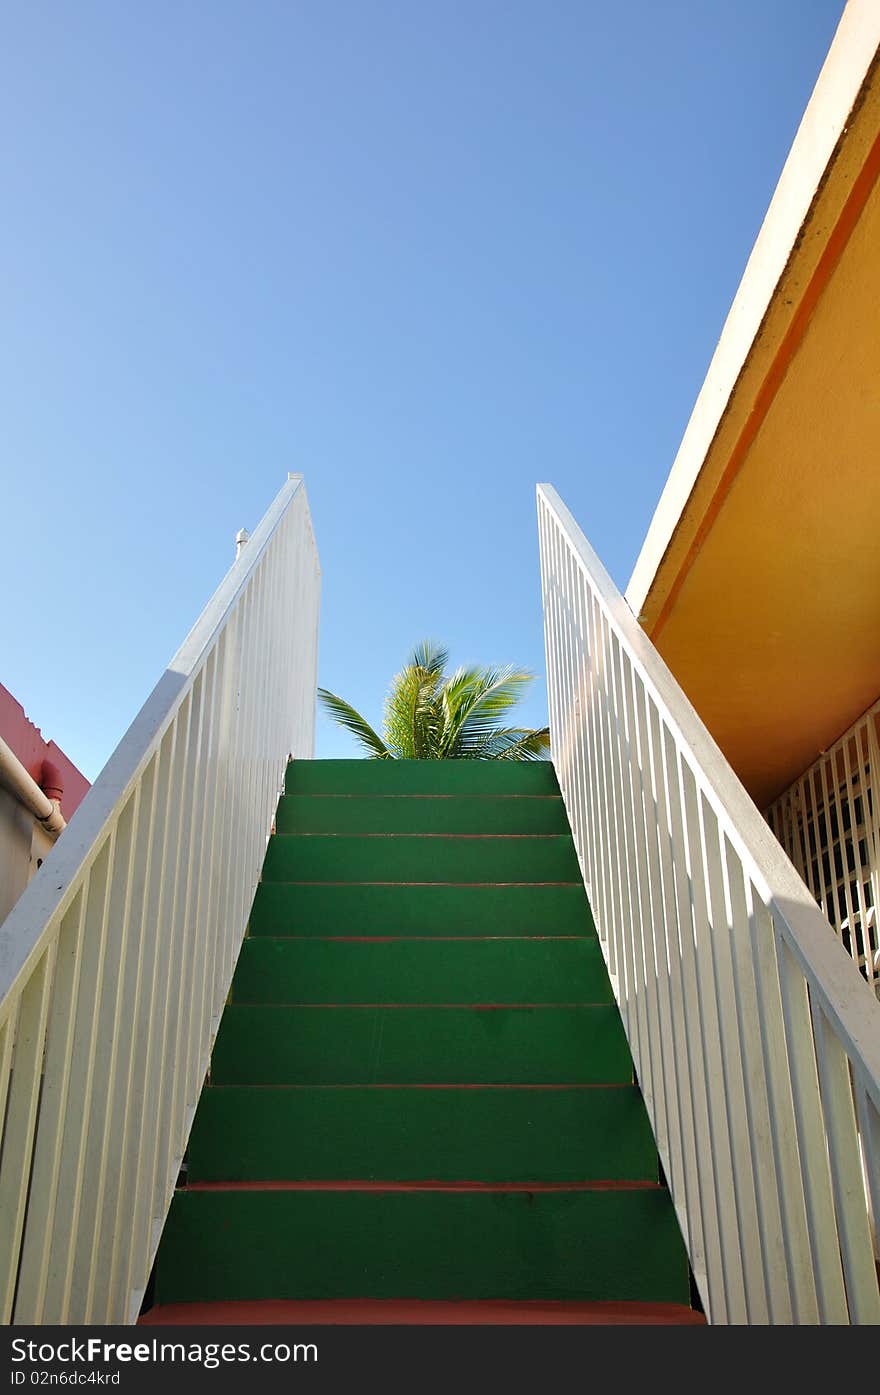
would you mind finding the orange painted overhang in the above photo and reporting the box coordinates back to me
[626,4,880,811]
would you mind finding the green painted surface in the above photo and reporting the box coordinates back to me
[261,833,580,884]
[276,793,569,835]
[153,758,690,1314]
[187,1085,658,1184]
[286,759,561,797]
[211,1005,632,1085]
[250,882,596,938]
[155,1187,690,1305]
[230,937,612,1005]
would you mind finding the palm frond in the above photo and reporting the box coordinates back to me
[382,662,443,758]
[446,668,536,754]
[436,666,482,756]
[490,726,550,760]
[458,726,551,761]
[408,641,449,676]
[317,689,391,759]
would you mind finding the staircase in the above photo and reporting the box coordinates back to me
[4,476,875,1325]
[143,759,699,1325]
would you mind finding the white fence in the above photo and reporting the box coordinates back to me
[537,484,880,1325]
[767,701,880,994]
[0,475,320,1324]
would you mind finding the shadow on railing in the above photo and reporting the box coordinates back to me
[0,475,320,1324]
[537,483,880,1325]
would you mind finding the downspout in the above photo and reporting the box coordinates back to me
[0,736,66,838]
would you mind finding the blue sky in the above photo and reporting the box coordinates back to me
[2,1,843,777]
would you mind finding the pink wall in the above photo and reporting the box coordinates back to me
[0,683,90,819]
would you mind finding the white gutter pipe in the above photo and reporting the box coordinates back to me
[0,735,66,837]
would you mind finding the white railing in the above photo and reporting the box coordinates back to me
[767,701,880,994]
[537,484,880,1325]
[0,474,320,1325]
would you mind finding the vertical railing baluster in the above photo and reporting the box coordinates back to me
[659,721,726,1321]
[114,732,173,1320]
[721,847,788,1320]
[43,832,116,1321]
[71,789,143,1324]
[14,886,88,1322]
[91,759,159,1321]
[680,769,749,1321]
[810,1004,880,1322]
[0,942,57,1321]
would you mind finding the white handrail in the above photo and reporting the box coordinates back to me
[537,483,880,1324]
[0,474,320,1324]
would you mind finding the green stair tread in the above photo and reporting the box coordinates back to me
[155,1187,690,1305]
[286,759,560,797]
[276,794,569,835]
[231,937,612,1005]
[210,1005,631,1085]
[152,759,689,1316]
[262,834,580,884]
[187,1085,658,1184]
[250,882,596,938]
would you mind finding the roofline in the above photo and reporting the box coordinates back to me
[626,0,880,621]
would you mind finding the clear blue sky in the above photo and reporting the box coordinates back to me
[2,1,844,778]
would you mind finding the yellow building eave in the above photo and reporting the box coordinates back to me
[626,1,880,810]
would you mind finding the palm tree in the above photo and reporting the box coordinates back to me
[318,642,550,760]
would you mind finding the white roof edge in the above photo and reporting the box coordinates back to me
[625,0,880,617]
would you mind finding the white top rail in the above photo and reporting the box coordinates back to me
[0,474,320,1324]
[538,483,880,1324]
